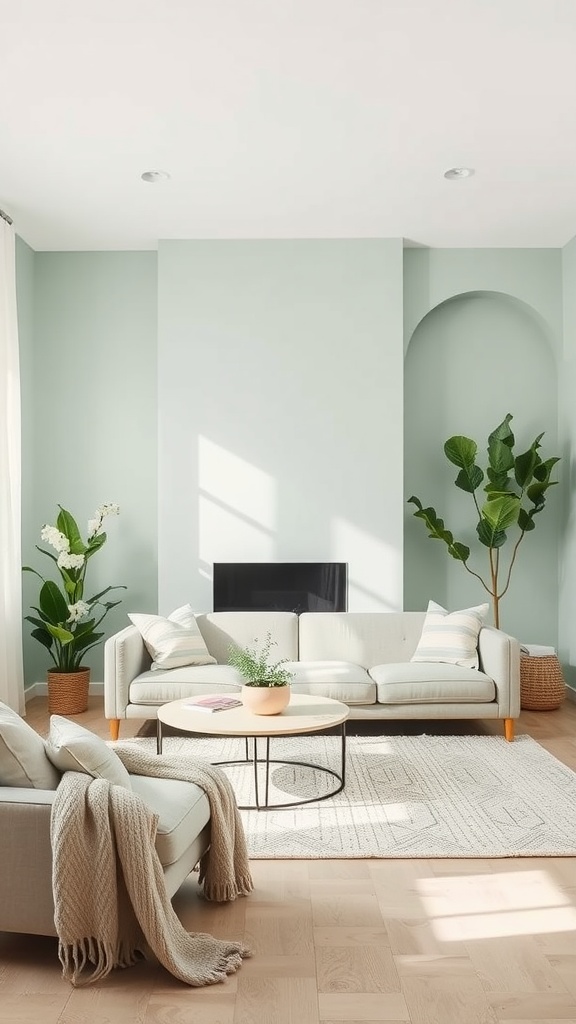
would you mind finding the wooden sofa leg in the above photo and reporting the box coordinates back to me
[109,719,120,741]
[504,718,514,742]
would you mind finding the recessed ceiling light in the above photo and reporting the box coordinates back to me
[141,170,171,183]
[444,167,475,180]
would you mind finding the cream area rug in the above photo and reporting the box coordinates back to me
[124,733,576,859]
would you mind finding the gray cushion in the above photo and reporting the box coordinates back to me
[369,662,496,704]
[130,774,210,867]
[0,702,61,790]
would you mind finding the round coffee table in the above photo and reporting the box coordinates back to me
[156,693,349,810]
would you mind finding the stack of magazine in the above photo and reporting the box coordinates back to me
[184,695,243,713]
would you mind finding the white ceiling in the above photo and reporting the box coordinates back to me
[2,0,576,251]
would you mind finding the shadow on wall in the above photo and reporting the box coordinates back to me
[403,289,559,647]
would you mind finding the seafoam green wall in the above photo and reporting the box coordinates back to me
[403,248,562,647]
[18,251,158,687]
[16,240,573,692]
[559,236,576,696]
[156,240,405,615]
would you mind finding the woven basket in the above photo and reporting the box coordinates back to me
[47,668,90,715]
[520,654,566,711]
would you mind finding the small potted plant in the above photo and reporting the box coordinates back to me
[22,502,126,714]
[228,632,294,715]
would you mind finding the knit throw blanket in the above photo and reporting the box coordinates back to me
[50,743,253,987]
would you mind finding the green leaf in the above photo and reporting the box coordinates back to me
[85,532,107,558]
[488,413,515,448]
[407,496,470,562]
[455,465,484,493]
[25,615,51,631]
[526,480,555,508]
[533,456,561,483]
[57,507,86,555]
[481,494,521,532]
[46,623,75,644]
[39,580,69,625]
[487,414,515,477]
[84,584,127,604]
[444,436,477,470]
[34,545,58,564]
[487,437,514,474]
[485,467,512,493]
[71,618,96,638]
[58,564,77,597]
[72,631,104,653]
[31,628,53,650]
[22,565,46,581]
[517,508,536,531]
[514,436,543,489]
[477,519,507,548]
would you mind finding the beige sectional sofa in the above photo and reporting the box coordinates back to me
[0,704,211,936]
[104,610,521,741]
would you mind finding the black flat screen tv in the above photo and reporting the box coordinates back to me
[213,562,348,614]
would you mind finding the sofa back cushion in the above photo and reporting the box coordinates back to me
[196,611,299,664]
[298,612,426,667]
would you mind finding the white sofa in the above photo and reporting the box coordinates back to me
[0,698,212,937]
[104,610,520,742]
[0,770,211,937]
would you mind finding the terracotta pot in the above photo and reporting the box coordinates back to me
[47,667,90,715]
[241,683,290,716]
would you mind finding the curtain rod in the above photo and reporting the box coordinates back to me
[0,208,13,225]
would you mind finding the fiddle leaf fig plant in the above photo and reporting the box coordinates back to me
[408,414,560,629]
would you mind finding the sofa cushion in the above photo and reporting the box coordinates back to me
[128,605,217,670]
[410,600,489,670]
[130,774,211,867]
[369,662,496,704]
[129,664,244,705]
[285,661,376,705]
[45,716,132,789]
[0,702,61,789]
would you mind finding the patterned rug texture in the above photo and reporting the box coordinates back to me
[124,732,576,858]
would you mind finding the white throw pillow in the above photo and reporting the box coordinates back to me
[128,604,216,670]
[0,701,61,789]
[45,715,132,789]
[410,600,489,670]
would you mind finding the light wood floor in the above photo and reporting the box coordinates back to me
[2,697,576,1024]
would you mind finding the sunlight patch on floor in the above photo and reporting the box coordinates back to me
[416,869,576,940]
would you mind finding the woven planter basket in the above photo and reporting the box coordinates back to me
[520,654,566,711]
[47,668,90,715]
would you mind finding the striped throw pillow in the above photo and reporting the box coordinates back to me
[410,600,489,670]
[128,604,216,670]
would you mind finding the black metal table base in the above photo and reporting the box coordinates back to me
[157,721,346,811]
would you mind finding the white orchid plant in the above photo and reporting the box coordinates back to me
[23,503,126,673]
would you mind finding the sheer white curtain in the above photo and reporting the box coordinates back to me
[0,214,25,712]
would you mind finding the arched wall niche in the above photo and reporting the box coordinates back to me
[403,288,559,647]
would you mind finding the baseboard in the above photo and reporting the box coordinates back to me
[25,681,104,701]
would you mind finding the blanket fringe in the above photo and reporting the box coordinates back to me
[199,868,254,903]
[58,937,144,987]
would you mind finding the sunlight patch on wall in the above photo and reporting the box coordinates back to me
[332,516,400,611]
[199,436,277,529]
[198,436,277,563]
[417,870,576,940]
